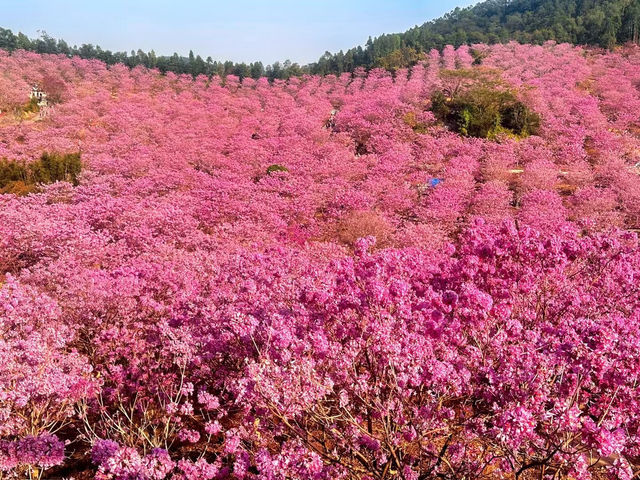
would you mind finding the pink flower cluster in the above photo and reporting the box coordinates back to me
[0,42,639,478]
[0,434,65,472]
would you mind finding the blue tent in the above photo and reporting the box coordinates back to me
[429,178,443,188]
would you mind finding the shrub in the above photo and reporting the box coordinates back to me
[470,48,488,65]
[0,158,28,185]
[375,47,420,72]
[0,152,82,195]
[31,152,82,185]
[0,279,97,478]
[335,210,392,248]
[265,164,289,175]
[430,69,541,139]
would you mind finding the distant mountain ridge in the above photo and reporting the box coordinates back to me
[1,0,639,79]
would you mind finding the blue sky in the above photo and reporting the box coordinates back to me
[2,1,478,64]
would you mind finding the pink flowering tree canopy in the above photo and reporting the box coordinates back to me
[0,42,640,479]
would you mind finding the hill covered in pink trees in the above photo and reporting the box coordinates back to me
[1,42,640,479]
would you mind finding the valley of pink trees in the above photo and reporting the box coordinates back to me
[1,42,640,479]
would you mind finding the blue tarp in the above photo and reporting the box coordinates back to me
[429,178,443,188]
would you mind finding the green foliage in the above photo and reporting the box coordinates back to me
[32,152,82,184]
[311,0,640,74]
[375,47,420,72]
[430,70,540,139]
[0,158,28,185]
[471,48,488,65]
[266,164,289,175]
[0,152,82,195]
[501,101,541,136]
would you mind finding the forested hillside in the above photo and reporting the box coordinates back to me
[312,0,640,73]
[0,26,300,80]
[2,0,640,79]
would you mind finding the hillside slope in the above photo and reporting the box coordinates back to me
[312,0,640,73]
[1,42,640,478]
